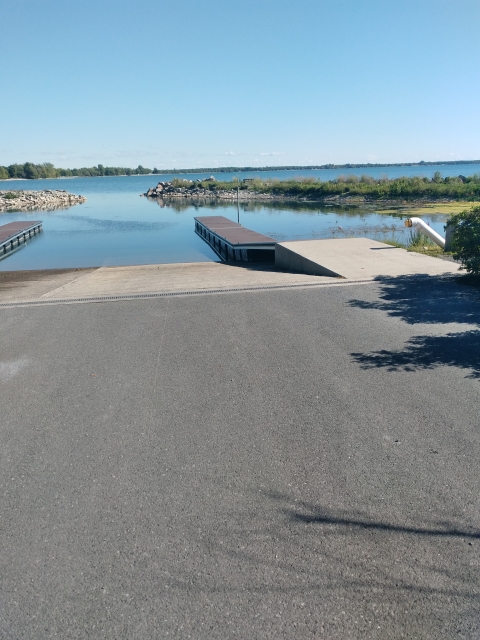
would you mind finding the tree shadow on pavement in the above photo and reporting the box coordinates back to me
[348,274,480,326]
[348,274,480,378]
[351,330,480,379]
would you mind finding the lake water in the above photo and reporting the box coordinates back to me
[2,163,478,271]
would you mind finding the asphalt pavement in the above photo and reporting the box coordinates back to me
[1,274,479,639]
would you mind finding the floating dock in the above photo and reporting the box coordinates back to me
[0,221,42,258]
[195,216,276,262]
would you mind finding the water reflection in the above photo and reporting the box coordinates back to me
[147,196,447,247]
[147,196,363,216]
[1,202,86,213]
[0,188,451,271]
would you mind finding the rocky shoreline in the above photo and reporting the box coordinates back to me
[143,180,363,203]
[0,189,86,213]
[142,179,280,202]
[141,180,466,207]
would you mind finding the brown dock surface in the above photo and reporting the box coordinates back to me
[0,221,43,258]
[0,221,42,243]
[195,215,276,261]
[194,215,242,230]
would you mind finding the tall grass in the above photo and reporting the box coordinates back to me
[193,174,480,201]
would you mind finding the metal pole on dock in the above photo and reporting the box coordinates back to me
[237,185,240,224]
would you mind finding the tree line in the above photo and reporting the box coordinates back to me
[2,160,480,181]
[153,160,480,174]
[0,163,158,180]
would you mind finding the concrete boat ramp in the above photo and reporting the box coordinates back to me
[195,216,458,279]
[0,215,459,307]
[275,237,458,279]
[0,238,460,307]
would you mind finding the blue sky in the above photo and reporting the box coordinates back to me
[1,0,479,169]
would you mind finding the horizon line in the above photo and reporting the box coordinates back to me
[148,159,480,173]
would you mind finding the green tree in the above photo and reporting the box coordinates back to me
[447,205,480,274]
[42,162,57,178]
[8,164,24,178]
[0,166,8,180]
[23,162,38,179]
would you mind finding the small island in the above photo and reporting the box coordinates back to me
[0,189,86,213]
[143,173,480,212]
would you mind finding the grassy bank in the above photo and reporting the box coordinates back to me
[183,173,480,203]
[384,230,450,258]
[377,201,476,216]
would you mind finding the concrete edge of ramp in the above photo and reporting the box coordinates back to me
[275,242,343,278]
[0,251,460,308]
[0,278,380,309]
[275,238,461,279]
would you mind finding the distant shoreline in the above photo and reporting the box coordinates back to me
[1,159,480,181]
[0,174,150,182]
[141,160,480,175]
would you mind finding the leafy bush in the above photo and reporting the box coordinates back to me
[447,205,480,274]
[171,178,191,187]
[4,192,19,199]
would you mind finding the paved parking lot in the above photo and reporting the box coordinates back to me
[1,274,479,639]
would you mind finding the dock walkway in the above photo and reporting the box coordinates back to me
[0,221,42,258]
[195,215,276,262]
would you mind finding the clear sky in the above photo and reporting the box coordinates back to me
[1,0,479,169]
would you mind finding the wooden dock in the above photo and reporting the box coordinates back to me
[0,221,42,258]
[195,216,276,262]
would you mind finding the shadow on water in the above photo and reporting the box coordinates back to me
[348,274,480,379]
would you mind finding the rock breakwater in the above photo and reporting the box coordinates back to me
[142,179,278,201]
[142,180,464,207]
[142,180,374,204]
[0,190,86,212]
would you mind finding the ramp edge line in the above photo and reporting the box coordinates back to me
[0,278,379,308]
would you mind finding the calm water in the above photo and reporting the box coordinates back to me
[2,163,477,271]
